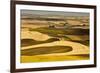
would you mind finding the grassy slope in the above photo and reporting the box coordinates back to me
[29,27,89,36]
[21,46,72,56]
[21,38,59,47]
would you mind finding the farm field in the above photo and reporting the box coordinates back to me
[21,27,89,63]
[20,10,90,63]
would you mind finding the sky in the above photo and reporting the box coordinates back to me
[21,9,89,17]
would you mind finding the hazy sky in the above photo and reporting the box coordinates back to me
[21,10,89,17]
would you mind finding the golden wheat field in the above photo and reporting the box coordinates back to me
[20,10,90,63]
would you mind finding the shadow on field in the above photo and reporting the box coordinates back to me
[21,46,72,56]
